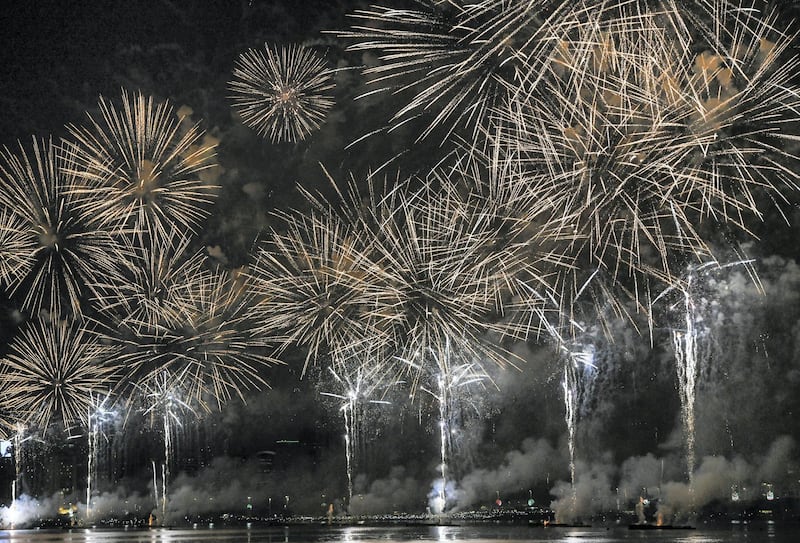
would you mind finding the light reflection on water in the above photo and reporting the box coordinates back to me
[0,525,797,543]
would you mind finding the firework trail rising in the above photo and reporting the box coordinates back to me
[86,391,118,520]
[321,363,392,502]
[138,368,196,524]
[653,258,756,487]
[402,337,490,514]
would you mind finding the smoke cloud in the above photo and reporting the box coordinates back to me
[349,467,427,515]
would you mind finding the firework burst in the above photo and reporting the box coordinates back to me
[500,14,710,274]
[0,208,36,288]
[367,177,498,377]
[92,228,206,332]
[249,189,394,373]
[655,7,800,227]
[158,264,280,409]
[0,137,126,318]
[334,1,753,148]
[251,160,567,386]
[489,7,799,330]
[102,241,280,412]
[350,172,548,388]
[229,43,335,143]
[0,317,121,433]
[64,90,219,241]
[335,0,572,145]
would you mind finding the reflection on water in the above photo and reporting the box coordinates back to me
[0,525,797,543]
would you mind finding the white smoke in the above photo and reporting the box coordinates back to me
[348,466,427,515]
[549,454,617,522]
[453,437,563,511]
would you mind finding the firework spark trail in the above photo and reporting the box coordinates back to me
[561,364,578,520]
[9,424,26,503]
[64,90,219,243]
[556,334,603,522]
[0,318,121,433]
[0,137,126,318]
[86,391,117,520]
[653,258,755,490]
[321,364,392,502]
[139,369,196,524]
[404,337,490,514]
[672,289,698,489]
[229,44,335,143]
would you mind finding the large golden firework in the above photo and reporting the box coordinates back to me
[64,90,219,242]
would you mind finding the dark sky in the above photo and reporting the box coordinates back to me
[1,0,800,523]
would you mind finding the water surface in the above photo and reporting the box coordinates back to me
[0,524,796,543]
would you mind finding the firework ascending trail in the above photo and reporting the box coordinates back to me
[64,90,219,242]
[321,362,391,503]
[559,340,597,521]
[408,338,489,515]
[653,258,756,489]
[138,369,196,525]
[86,391,117,520]
[229,44,335,143]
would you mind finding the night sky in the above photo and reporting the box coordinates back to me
[2,0,800,525]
